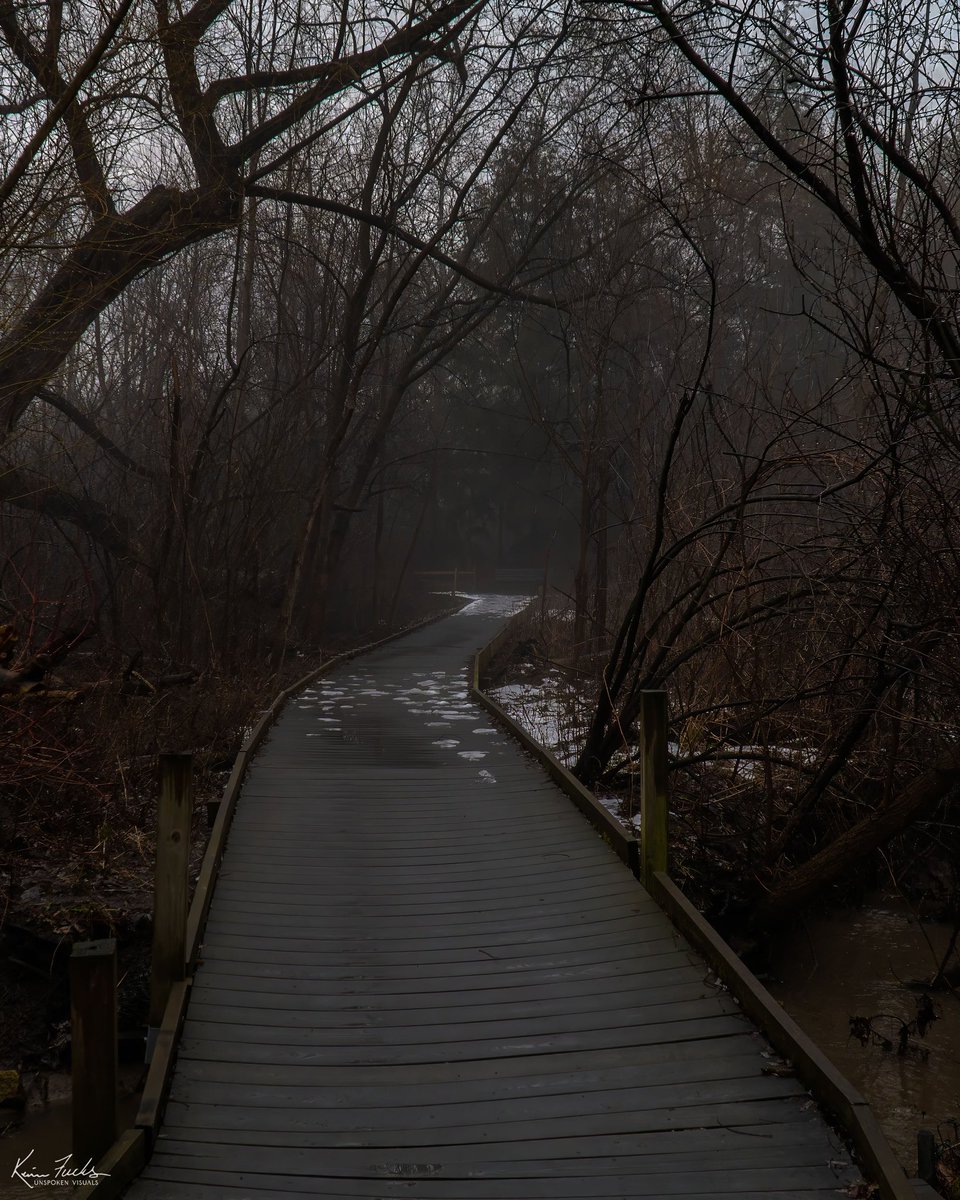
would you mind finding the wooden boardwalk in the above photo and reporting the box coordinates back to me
[130,598,860,1199]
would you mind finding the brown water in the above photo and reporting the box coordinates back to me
[0,1070,141,1198]
[768,901,960,1171]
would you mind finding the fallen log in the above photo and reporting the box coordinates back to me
[0,619,98,692]
[752,747,960,929]
[120,670,196,695]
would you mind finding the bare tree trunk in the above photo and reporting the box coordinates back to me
[371,489,385,626]
[592,460,608,646]
[389,463,436,625]
[573,466,591,651]
[274,486,326,665]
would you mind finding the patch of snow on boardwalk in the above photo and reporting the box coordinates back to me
[454,593,533,618]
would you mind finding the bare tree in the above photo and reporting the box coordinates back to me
[586,0,960,392]
[0,0,486,441]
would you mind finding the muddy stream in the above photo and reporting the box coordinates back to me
[0,1070,141,1198]
[768,900,960,1172]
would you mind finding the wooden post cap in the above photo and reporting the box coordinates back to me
[72,938,117,959]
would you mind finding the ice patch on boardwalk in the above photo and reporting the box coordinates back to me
[454,593,532,618]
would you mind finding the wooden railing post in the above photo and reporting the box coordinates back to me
[917,1129,937,1183]
[147,753,193,1060]
[640,690,669,888]
[70,938,118,1165]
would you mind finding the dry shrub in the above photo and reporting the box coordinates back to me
[0,662,319,938]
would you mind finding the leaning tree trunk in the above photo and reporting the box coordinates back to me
[751,748,960,928]
[0,185,240,434]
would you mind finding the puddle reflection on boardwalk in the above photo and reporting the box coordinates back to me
[129,596,859,1199]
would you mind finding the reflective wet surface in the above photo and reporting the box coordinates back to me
[768,901,960,1169]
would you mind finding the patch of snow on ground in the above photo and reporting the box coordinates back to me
[458,750,487,760]
[488,669,590,768]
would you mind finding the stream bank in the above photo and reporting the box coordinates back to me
[768,899,960,1180]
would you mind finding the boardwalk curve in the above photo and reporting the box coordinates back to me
[129,596,861,1199]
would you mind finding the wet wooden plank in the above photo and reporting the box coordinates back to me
[176,1012,752,1066]
[214,863,632,893]
[154,1122,835,1166]
[210,868,638,901]
[162,1075,806,1136]
[136,1184,850,1200]
[147,1143,847,1178]
[169,1046,770,1109]
[222,832,607,859]
[141,1157,855,1197]
[204,886,656,922]
[193,934,687,969]
[190,947,707,984]
[181,998,741,1050]
[170,1033,757,1087]
[199,914,671,954]
[187,976,718,1019]
[188,957,707,999]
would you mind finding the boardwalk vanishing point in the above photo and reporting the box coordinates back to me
[128,595,872,1200]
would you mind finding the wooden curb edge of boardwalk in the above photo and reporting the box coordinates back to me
[469,598,916,1200]
[93,595,469,1198]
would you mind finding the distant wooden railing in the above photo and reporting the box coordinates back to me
[412,568,476,593]
[470,600,917,1200]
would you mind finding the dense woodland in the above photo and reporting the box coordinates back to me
[1,0,959,978]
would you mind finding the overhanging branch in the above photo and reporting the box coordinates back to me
[244,183,567,310]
